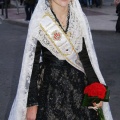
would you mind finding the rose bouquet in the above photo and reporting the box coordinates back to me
[82,82,110,120]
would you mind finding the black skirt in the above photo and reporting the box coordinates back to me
[36,60,99,120]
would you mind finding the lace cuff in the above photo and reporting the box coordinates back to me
[27,102,39,107]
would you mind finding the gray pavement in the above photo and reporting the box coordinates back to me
[0,21,120,120]
[83,5,117,31]
[92,31,120,120]
[0,21,27,120]
[0,19,2,24]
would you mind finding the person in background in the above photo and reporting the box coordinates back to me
[95,0,101,7]
[116,2,120,32]
[114,0,120,32]
[114,0,120,6]
[20,0,24,5]
[0,0,4,9]
[24,0,36,20]
[87,0,92,8]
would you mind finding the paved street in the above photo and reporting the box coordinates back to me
[0,22,120,120]
[0,19,2,24]
[0,22,27,120]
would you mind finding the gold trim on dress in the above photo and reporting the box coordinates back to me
[39,12,85,73]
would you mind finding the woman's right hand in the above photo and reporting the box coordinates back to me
[26,105,38,120]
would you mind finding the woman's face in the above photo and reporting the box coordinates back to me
[51,0,71,7]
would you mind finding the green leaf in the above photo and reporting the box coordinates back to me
[97,108,105,120]
[103,87,110,102]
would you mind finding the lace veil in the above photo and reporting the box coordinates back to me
[8,0,113,119]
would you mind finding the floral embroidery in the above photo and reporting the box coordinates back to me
[52,30,61,41]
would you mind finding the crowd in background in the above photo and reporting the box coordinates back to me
[0,0,103,20]
[0,0,120,32]
[22,0,103,21]
[19,0,120,32]
[79,0,102,8]
[22,0,120,32]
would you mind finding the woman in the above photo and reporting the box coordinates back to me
[8,0,113,120]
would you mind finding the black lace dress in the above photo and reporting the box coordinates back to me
[27,40,100,120]
[27,10,100,120]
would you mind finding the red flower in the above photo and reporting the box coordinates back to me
[84,82,106,99]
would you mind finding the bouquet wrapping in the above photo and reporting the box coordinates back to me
[82,82,110,120]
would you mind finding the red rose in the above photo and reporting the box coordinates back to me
[84,82,106,99]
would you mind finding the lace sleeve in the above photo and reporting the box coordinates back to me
[27,41,41,107]
[79,38,99,85]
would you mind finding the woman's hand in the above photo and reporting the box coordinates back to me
[26,105,38,120]
[88,101,103,111]
[93,101,103,108]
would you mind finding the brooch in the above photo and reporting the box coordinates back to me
[52,30,61,41]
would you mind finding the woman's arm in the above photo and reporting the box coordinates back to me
[26,41,41,120]
[79,38,99,85]
[79,38,103,108]
[27,41,41,107]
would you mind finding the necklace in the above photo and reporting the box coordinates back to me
[50,6,70,33]
[60,16,67,27]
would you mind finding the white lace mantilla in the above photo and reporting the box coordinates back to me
[36,6,83,60]
[8,0,113,120]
